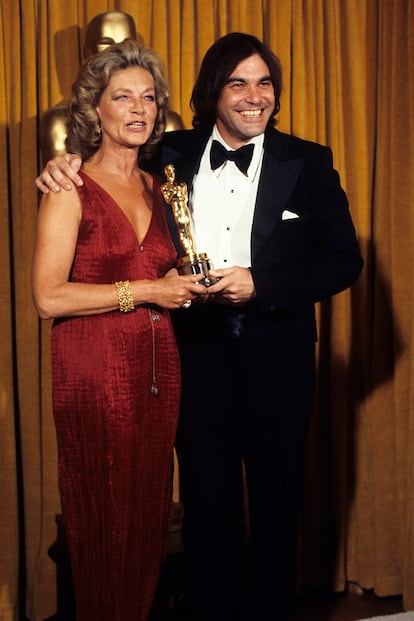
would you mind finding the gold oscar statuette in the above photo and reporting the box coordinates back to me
[161,164,218,287]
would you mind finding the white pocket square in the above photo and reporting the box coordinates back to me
[282,209,300,220]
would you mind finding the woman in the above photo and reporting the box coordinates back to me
[32,40,205,621]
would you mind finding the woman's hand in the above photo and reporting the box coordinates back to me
[134,271,208,310]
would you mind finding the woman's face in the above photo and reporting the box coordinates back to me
[96,66,157,150]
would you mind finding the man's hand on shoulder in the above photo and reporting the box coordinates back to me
[35,153,83,194]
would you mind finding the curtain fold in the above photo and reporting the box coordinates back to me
[1,1,413,619]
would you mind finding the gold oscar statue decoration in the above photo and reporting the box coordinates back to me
[161,164,217,287]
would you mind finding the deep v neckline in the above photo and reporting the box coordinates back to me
[80,171,154,247]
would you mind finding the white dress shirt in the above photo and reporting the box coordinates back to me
[190,126,264,269]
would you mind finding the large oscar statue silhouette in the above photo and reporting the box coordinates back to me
[39,11,184,162]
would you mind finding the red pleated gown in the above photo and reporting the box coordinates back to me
[51,172,181,621]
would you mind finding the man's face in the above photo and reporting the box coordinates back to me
[216,54,275,149]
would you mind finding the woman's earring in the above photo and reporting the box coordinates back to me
[95,124,102,137]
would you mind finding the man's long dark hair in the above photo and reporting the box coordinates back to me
[191,32,283,130]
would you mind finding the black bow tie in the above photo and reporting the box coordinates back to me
[210,140,254,175]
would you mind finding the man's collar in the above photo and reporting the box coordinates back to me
[210,125,264,179]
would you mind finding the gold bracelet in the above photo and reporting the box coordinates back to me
[115,280,135,313]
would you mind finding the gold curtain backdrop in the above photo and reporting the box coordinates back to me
[1,1,413,619]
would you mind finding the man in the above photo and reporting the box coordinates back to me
[36,32,363,621]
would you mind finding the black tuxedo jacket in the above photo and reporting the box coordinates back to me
[153,124,363,440]
[152,126,363,400]
[152,129,363,410]
[156,126,362,311]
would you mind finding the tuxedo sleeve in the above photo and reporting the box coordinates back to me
[250,145,363,313]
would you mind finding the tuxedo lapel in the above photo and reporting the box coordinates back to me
[251,139,304,261]
[161,131,210,196]
[159,130,210,257]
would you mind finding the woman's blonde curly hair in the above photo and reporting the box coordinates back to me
[66,39,169,163]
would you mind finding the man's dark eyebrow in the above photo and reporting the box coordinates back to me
[226,77,246,84]
[225,75,272,84]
